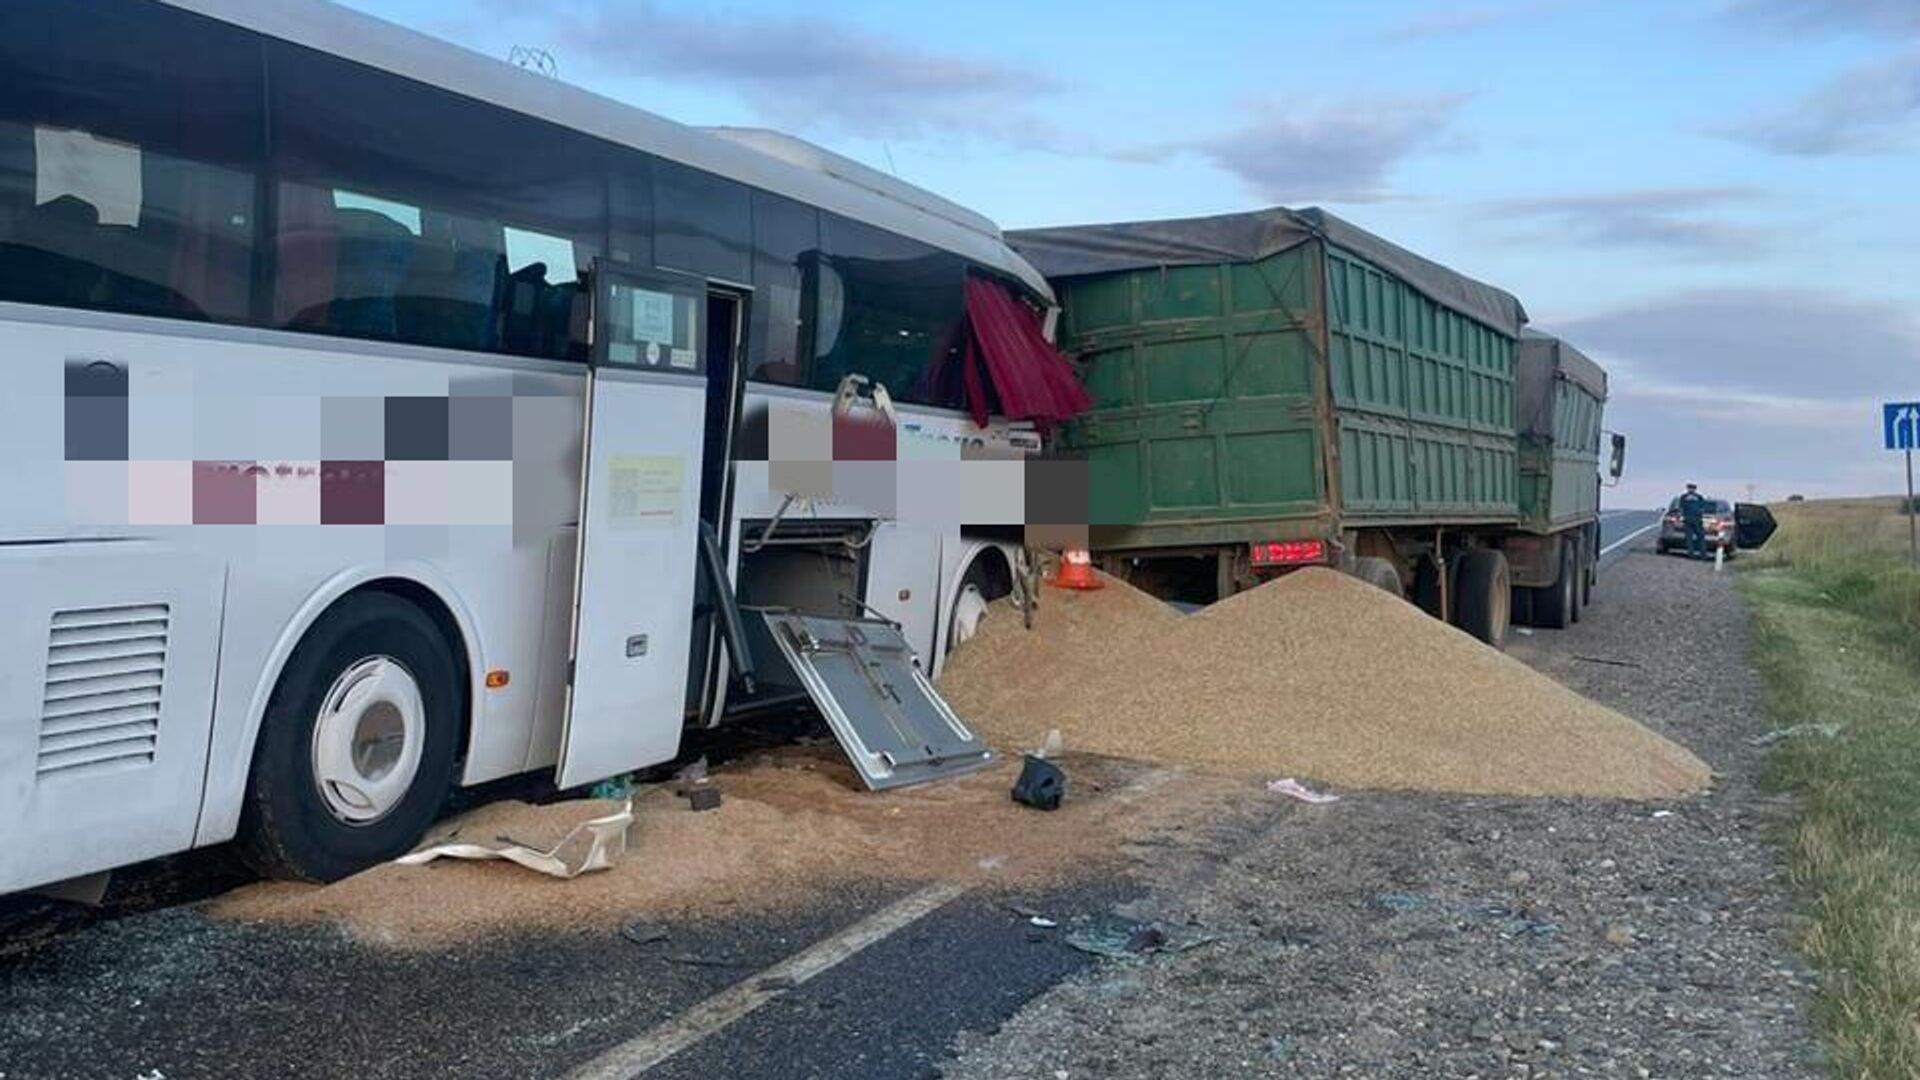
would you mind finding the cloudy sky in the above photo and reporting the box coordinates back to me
[345,0,1920,506]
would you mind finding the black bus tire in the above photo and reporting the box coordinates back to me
[238,591,461,883]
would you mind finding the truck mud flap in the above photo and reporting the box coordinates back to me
[759,612,994,790]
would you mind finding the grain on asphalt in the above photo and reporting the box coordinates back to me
[939,548,1819,1080]
[939,566,1710,799]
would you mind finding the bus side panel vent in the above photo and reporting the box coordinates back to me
[37,603,171,780]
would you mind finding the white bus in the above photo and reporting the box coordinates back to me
[0,0,1070,893]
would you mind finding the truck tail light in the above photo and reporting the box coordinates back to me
[1250,539,1327,568]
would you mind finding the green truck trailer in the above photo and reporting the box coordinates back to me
[1008,208,1625,646]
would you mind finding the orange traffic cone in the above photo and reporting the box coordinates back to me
[1049,548,1104,590]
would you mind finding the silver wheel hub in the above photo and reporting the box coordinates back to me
[310,656,426,825]
[951,584,990,648]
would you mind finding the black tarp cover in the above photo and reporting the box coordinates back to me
[1007,206,1528,339]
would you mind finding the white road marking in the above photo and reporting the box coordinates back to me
[1601,520,1661,556]
[559,881,971,1080]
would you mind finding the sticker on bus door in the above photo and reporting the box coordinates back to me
[556,269,707,790]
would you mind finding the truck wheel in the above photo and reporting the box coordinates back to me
[1568,537,1584,624]
[1583,535,1598,601]
[1454,549,1511,648]
[1412,556,1444,618]
[1533,542,1575,630]
[1352,556,1404,599]
[238,592,461,883]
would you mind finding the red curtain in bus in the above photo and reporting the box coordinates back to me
[959,276,1091,433]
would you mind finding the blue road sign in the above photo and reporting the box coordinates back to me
[1886,402,1920,451]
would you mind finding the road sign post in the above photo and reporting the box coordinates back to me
[1885,402,1920,567]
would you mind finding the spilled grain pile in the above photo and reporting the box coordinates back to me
[939,567,1710,799]
[212,748,1223,947]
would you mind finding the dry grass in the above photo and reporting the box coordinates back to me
[1741,496,1920,1077]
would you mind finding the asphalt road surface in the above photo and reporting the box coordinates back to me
[1599,507,1664,566]
[0,535,1809,1080]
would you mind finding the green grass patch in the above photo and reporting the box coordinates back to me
[1741,498,1920,1077]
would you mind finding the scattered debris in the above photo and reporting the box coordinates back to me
[619,920,668,946]
[685,783,723,812]
[588,775,639,800]
[1028,916,1058,929]
[394,801,632,880]
[1572,655,1644,669]
[1034,729,1064,760]
[667,952,746,968]
[1373,892,1436,913]
[1011,755,1066,811]
[1062,914,1215,959]
[1749,722,1844,746]
[1651,810,1675,819]
[1267,778,1340,804]
[1465,902,1560,938]
[755,975,798,992]
[674,758,710,787]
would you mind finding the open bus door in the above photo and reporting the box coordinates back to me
[555,266,711,789]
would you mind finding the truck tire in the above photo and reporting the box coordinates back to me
[1412,556,1444,618]
[1583,532,1598,602]
[1352,556,1404,599]
[1533,542,1575,630]
[238,591,462,883]
[1571,536,1589,622]
[1454,549,1511,649]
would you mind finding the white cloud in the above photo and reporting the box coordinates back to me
[1128,95,1471,204]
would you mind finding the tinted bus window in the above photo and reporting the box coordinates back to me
[747,191,819,388]
[815,214,967,409]
[0,0,262,324]
[608,152,653,270]
[267,41,605,361]
[652,159,751,284]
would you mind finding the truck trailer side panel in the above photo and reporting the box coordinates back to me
[1325,245,1518,523]
[1515,330,1608,534]
[1062,245,1335,549]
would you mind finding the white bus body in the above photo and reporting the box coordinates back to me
[0,0,1050,893]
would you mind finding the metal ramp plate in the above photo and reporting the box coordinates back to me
[760,612,994,790]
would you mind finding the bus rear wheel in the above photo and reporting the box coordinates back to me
[238,592,461,883]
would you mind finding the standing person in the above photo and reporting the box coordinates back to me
[1678,483,1708,560]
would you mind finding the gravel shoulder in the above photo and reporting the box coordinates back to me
[942,549,1820,1079]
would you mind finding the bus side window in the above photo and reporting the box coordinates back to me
[0,0,262,324]
[651,159,750,285]
[814,213,968,410]
[266,39,603,363]
[747,191,820,389]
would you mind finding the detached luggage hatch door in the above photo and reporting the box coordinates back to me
[1735,503,1777,550]
[760,612,993,790]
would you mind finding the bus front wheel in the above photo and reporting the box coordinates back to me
[238,591,461,883]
